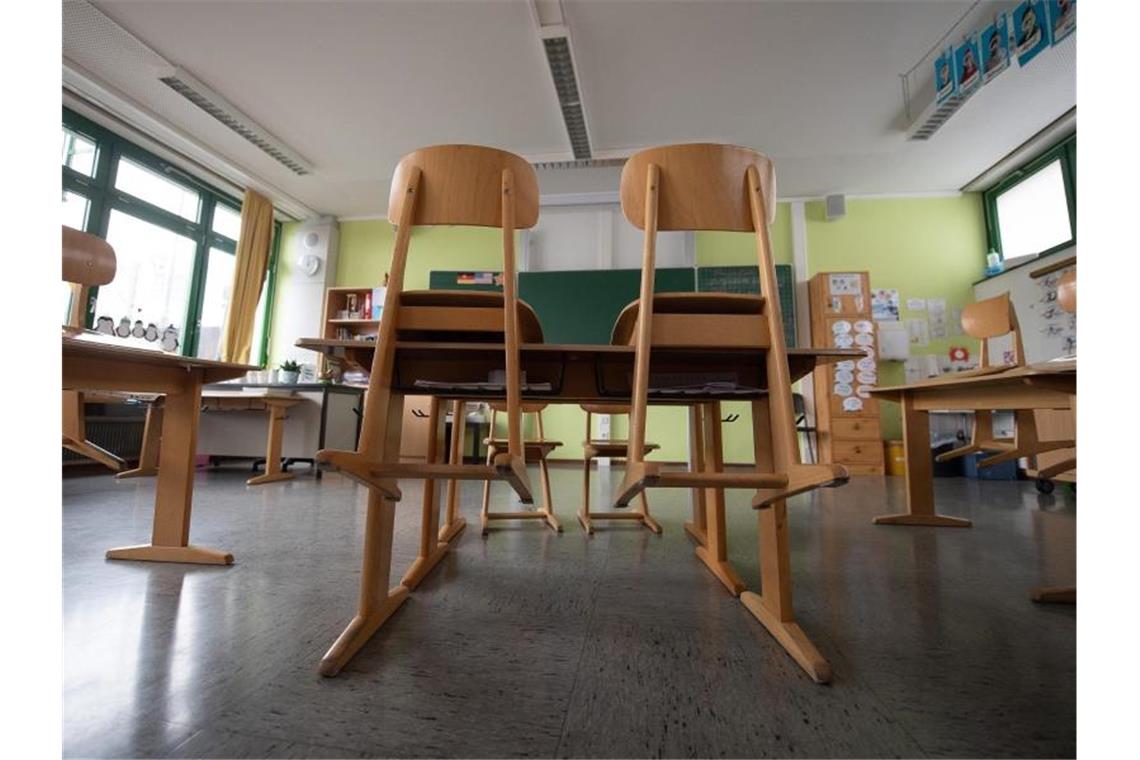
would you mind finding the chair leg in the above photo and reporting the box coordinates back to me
[480,445,494,537]
[684,404,708,545]
[694,401,744,595]
[439,400,467,544]
[578,456,594,535]
[117,399,163,479]
[538,457,562,533]
[402,398,449,590]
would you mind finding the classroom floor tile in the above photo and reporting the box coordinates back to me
[63,465,1075,758]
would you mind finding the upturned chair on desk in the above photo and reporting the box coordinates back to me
[480,401,562,534]
[610,144,847,510]
[932,292,1073,472]
[62,226,128,472]
[315,145,541,674]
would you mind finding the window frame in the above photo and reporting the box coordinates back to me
[63,107,276,364]
[983,133,1076,264]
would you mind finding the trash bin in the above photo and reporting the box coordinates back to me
[884,440,906,476]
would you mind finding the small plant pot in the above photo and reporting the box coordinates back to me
[279,370,299,385]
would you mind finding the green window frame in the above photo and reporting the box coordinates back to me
[983,133,1076,263]
[63,107,278,365]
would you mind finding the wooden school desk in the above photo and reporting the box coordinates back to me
[869,359,1076,528]
[62,334,254,564]
[300,336,858,682]
[200,390,302,486]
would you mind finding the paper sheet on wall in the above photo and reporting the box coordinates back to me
[906,297,927,311]
[927,297,947,339]
[904,357,924,383]
[828,273,862,295]
[878,321,909,360]
[871,288,900,321]
[950,308,963,336]
[906,318,929,347]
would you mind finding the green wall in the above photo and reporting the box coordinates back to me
[804,195,987,440]
[277,194,985,463]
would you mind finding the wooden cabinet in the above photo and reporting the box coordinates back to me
[319,286,383,375]
[808,272,885,474]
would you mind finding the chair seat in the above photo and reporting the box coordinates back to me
[611,293,766,345]
[583,439,659,458]
[483,438,562,462]
[397,290,544,343]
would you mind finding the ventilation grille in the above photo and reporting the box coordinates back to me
[907,91,972,141]
[159,71,313,175]
[532,157,625,170]
[542,36,591,160]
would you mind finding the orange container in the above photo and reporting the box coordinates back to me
[884,440,906,476]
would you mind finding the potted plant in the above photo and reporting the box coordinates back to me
[279,359,301,385]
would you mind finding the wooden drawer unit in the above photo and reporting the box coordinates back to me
[809,272,885,474]
[832,417,881,440]
[832,439,883,463]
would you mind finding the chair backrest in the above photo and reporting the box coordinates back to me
[387,145,539,229]
[63,226,116,286]
[1057,270,1076,313]
[961,292,1024,367]
[63,226,116,331]
[620,143,777,232]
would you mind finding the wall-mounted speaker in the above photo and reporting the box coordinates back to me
[825,194,846,221]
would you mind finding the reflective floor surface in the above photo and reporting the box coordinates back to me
[63,466,1075,758]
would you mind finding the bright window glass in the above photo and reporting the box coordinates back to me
[196,248,236,359]
[212,203,242,242]
[248,284,269,366]
[114,157,201,222]
[994,159,1072,260]
[62,190,89,231]
[97,210,197,347]
[62,128,97,176]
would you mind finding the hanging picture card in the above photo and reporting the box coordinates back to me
[1048,0,1075,44]
[1012,1,1052,66]
[980,14,1011,84]
[934,47,956,103]
[954,33,982,95]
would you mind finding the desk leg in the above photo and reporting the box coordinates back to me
[684,404,708,545]
[320,391,409,677]
[403,398,450,589]
[247,402,295,486]
[873,394,972,528]
[117,399,162,479]
[106,374,233,565]
[694,401,744,595]
[439,400,467,543]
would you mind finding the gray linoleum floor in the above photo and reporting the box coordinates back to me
[63,465,1076,759]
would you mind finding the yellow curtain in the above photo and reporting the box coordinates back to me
[219,189,273,364]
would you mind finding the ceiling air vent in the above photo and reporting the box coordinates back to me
[541,36,591,160]
[532,157,625,170]
[159,68,313,175]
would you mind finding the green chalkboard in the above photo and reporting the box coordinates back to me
[696,264,796,347]
[429,268,695,344]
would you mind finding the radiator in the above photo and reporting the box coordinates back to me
[62,418,145,465]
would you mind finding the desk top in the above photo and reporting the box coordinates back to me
[297,337,862,403]
[870,359,1076,401]
[63,333,256,391]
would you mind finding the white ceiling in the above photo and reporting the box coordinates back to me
[65,0,1075,219]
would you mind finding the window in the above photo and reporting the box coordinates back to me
[61,108,278,364]
[984,134,1076,265]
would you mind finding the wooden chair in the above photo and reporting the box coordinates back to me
[610,143,847,511]
[62,226,127,471]
[316,145,541,504]
[1034,269,1076,605]
[934,292,1072,469]
[480,402,562,534]
[577,403,659,534]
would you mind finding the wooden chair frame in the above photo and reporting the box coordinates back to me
[611,145,846,510]
[62,226,127,471]
[480,402,562,534]
[933,292,1073,470]
[578,403,660,534]
[315,146,541,674]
